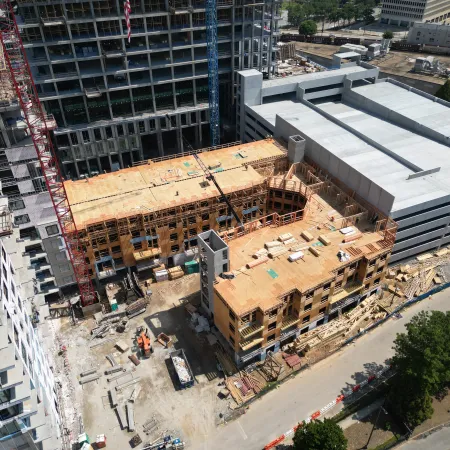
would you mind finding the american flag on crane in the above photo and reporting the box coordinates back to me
[124,0,131,43]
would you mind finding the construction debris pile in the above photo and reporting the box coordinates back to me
[172,356,192,384]
[275,51,325,78]
[225,370,265,405]
[386,247,450,301]
[284,294,384,357]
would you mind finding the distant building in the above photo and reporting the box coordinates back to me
[0,208,61,449]
[380,0,450,27]
[236,63,450,263]
[407,21,450,46]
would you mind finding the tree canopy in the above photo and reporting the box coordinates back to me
[292,418,347,450]
[299,19,318,36]
[436,79,450,102]
[383,30,394,39]
[388,311,450,427]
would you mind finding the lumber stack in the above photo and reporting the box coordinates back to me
[168,266,184,280]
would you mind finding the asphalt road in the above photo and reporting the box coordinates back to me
[400,426,450,450]
[194,290,450,450]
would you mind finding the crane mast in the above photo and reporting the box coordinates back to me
[0,0,96,306]
[206,0,220,146]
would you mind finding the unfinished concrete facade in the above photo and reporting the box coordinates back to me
[0,217,61,449]
[14,0,281,179]
[64,139,287,280]
[237,62,450,264]
[200,165,396,366]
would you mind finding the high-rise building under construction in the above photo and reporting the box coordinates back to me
[13,0,280,179]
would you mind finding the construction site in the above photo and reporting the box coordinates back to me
[39,135,403,445]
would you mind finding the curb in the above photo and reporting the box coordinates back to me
[263,365,391,449]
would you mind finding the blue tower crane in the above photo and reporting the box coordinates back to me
[206,0,220,146]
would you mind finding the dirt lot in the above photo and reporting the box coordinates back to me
[413,389,450,437]
[344,409,403,450]
[54,274,231,448]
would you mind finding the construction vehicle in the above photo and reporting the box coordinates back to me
[136,327,153,357]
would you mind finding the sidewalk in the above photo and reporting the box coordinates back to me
[339,398,385,430]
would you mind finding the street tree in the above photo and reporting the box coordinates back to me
[436,79,450,101]
[388,311,450,427]
[383,30,394,39]
[292,418,347,450]
[362,6,375,24]
[299,19,318,36]
[287,3,305,28]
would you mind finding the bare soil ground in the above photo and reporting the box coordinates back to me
[54,274,231,448]
[413,389,450,437]
[344,409,402,450]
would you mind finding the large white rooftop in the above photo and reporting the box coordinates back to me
[249,81,450,216]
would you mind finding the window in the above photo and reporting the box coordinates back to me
[170,233,178,241]
[229,310,235,321]
[267,333,276,342]
[304,303,312,311]
[306,291,314,300]
[94,128,102,140]
[321,294,329,303]
[229,335,235,345]
[229,323,235,333]
[133,242,143,250]
[82,130,90,143]
[268,321,277,331]
[171,244,179,253]
[10,199,25,211]
[222,250,228,259]
[45,224,59,236]
[334,281,342,289]
[202,225,210,232]
[111,246,121,254]
[302,315,310,324]
[14,214,30,225]
[269,308,277,319]
[319,307,326,314]
[168,222,176,230]
[222,263,228,273]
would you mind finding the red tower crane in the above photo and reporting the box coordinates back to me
[0,0,96,306]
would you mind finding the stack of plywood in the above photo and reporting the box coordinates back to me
[168,266,184,280]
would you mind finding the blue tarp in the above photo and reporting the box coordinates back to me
[217,215,233,222]
[243,206,259,215]
[130,235,159,244]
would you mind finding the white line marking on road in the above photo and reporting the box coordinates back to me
[237,421,248,440]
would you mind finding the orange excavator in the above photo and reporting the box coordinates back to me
[137,328,153,357]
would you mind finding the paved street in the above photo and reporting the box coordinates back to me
[194,290,450,450]
[400,426,450,450]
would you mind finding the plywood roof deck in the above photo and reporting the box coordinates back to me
[215,192,387,316]
[65,139,285,229]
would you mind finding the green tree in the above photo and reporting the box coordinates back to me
[293,418,347,450]
[287,3,305,28]
[342,2,355,25]
[388,311,450,428]
[436,79,450,101]
[299,19,318,36]
[362,6,375,24]
[327,8,340,27]
[383,30,394,39]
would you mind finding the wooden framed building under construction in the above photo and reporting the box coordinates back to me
[197,155,397,366]
[65,139,288,279]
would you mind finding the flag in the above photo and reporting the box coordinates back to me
[124,0,131,43]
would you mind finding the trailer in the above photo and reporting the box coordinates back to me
[170,349,194,389]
